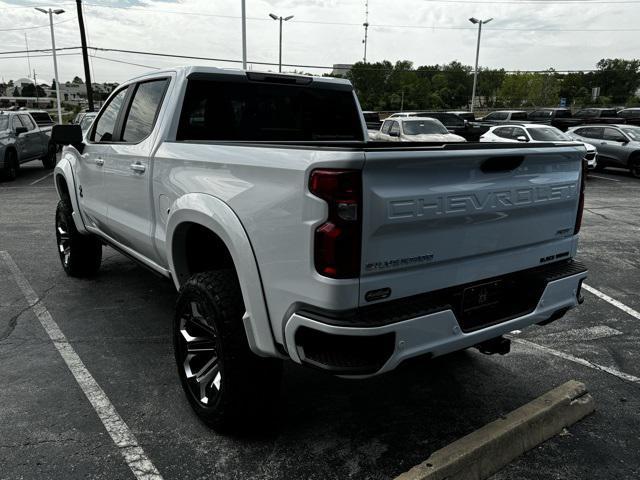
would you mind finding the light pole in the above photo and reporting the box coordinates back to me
[35,7,64,124]
[241,0,247,69]
[469,17,492,113]
[269,13,294,73]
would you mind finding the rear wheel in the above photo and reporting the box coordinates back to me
[2,150,18,181]
[42,143,57,169]
[174,270,282,433]
[630,155,640,179]
[55,197,102,277]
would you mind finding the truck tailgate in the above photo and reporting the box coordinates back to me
[359,144,584,305]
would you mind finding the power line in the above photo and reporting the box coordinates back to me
[0,17,74,32]
[91,54,160,70]
[0,46,82,55]
[422,0,640,4]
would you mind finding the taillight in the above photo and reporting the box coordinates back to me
[574,160,586,234]
[309,169,362,278]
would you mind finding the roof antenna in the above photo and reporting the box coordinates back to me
[362,0,369,63]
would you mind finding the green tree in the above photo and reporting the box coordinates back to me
[594,58,640,104]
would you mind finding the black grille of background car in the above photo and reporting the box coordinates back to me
[297,260,587,332]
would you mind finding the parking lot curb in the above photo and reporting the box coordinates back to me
[394,380,595,480]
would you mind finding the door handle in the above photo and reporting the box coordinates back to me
[130,162,146,173]
[95,158,104,166]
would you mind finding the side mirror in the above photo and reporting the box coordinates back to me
[15,126,28,135]
[516,135,528,142]
[52,124,83,146]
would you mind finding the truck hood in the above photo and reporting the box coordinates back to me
[400,133,466,142]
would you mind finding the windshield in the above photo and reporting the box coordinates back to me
[621,127,640,141]
[402,119,448,135]
[528,127,570,141]
[0,117,8,130]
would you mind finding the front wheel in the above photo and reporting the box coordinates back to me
[42,143,57,169]
[173,270,282,433]
[55,198,102,277]
[2,150,18,181]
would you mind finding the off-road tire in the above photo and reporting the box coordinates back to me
[55,197,102,277]
[2,149,18,181]
[174,270,282,433]
[42,143,57,169]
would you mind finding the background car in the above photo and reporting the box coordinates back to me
[373,117,466,142]
[572,108,623,126]
[480,124,598,171]
[618,108,640,126]
[567,125,640,177]
[477,110,528,124]
[526,108,581,131]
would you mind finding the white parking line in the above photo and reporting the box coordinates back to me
[513,338,640,384]
[29,171,54,186]
[589,175,620,182]
[583,283,640,320]
[0,251,163,480]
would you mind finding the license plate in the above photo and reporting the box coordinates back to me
[462,280,503,314]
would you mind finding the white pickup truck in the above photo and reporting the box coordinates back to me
[51,67,588,432]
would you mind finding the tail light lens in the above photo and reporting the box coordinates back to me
[309,169,362,278]
[574,160,586,234]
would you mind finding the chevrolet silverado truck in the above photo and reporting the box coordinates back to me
[51,67,588,432]
[1,110,57,180]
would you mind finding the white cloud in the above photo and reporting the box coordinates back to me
[0,0,638,84]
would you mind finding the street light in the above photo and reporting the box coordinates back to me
[269,13,294,73]
[469,17,493,113]
[35,7,64,124]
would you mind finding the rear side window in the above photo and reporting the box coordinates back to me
[510,112,527,120]
[19,115,36,131]
[493,127,513,139]
[30,112,54,125]
[578,127,603,139]
[576,109,596,118]
[92,88,128,142]
[122,79,169,143]
[486,112,508,120]
[177,79,363,141]
[12,116,24,131]
[601,109,617,117]
[555,110,571,118]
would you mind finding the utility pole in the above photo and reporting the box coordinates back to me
[241,0,247,69]
[35,7,64,124]
[469,17,493,113]
[362,0,369,63]
[34,70,39,106]
[76,0,94,112]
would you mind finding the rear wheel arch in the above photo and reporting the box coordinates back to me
[166,194,279,358]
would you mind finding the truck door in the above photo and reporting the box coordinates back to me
[18,114,44,159]
[102,78,170,263]
[77,86,130,230]
[10,115,28,161]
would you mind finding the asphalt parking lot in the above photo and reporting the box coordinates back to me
[1,161,639,480]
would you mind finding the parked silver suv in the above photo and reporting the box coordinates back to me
[568,124,640,178]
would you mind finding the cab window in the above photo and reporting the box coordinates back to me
[91,87,129,143]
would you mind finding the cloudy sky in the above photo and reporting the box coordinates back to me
[0,0,638,85]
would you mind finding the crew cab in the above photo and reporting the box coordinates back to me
[477,110,528,124]
[572,108,623,126]
[527,108,581,131]
[51,66,588,432]
[0,111,57,180]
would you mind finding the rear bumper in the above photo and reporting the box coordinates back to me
[284,261,587,377]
